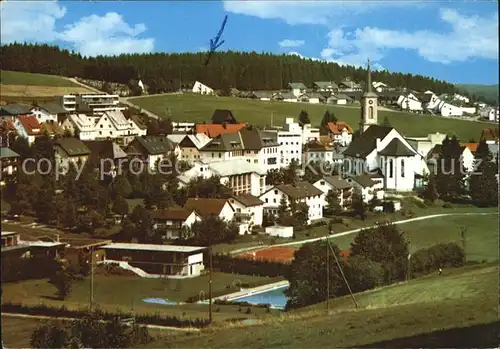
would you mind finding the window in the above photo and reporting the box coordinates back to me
[320,181,325,185]
[369,106,374,119]
[218,153,222,158]
[273,199,276,203]
[401,159,405,178]
[389,159,393,178]
[274,190,278,194]
[265,198,268,203]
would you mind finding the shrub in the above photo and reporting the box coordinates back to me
[443,203,453,208]
[410,243,465,277]
[382,201,395,213]
[245,307,252,314]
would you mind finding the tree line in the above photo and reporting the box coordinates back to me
[1,43,467,97]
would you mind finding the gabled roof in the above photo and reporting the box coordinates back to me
[167,134,211,150]
[460,143,479,153]
[201,127,278,152]
[152,207,198,221]
[343,125,393,159]
[0,104,31,116]
[274,181,323,199]
[378,138,416,157]
[288,82,307,89]
[211,109,238,124]
[41,121,64,136]
[129,115,147,130]
[305,142,333,152]
[327,121,353,135]
[352,174,376,188]
[418,93,433,103]
[195,123,247,138]
[17,115,42,135]
[0,147,20,159]
[55,138,90,156]
[184,198,232,218]
[308,92,326,99]
[321,176,352,189]
[280,91,297,99]
[313,81,339,89]
[230,194,264,207]
[339,80,361,89]
[34,102,69,115]
[128,136,176,155]
[333,93,352,100]
[83,140,128,165]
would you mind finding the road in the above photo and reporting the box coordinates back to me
[63,77,103,93]
[230,212,496,255]
[1,312,201,332]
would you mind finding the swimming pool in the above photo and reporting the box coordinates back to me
[231,286,288,309]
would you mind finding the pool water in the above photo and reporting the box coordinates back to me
[143,298,177,306]
[231,286,288,309]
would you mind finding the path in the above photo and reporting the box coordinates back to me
[1,313,201,332]
[119,98,160,120]
[63,77,103,93]
[231,212,496,255]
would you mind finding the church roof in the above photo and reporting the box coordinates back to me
[378,138,416,157]
[343,125,393,159]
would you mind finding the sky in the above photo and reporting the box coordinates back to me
[1,0,498,84]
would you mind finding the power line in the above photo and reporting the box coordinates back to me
[327,239,358,308]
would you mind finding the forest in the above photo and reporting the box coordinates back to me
[1,43,467,97]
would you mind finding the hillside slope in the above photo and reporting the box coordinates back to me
[456,84,499,104]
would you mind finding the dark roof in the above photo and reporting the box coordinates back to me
[83,140,127,166]
[202,127,279,151]
[184,198,231,218]
[152,207,195,221]
[129,115,147,130]
[275,181,323,199]
[128,136,176,155]
[378,138,415,157]
[288,82,307,89]
[314,81,339,89]
[418,93,433,103]
[0,147,20,158]
[0,104,31,116]
[353,174,376,188]
[343,125,393,159]
[55,138,90,156]
[36,102,69,115]
[427,144,442,160]
[322,176,352,189]
[211,109,238,124]
[230,194,264,207]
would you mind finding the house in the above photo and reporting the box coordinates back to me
[195,123,247,138]
[13,115,42,144]
[280,91,298,102]
[327,121,353,146]
[313,81,338,93]
[167,133,211,164]
[307,92,325,104]
[405,133,447,158]
[192,81,213,95]
[54,138,91,173]
[172,122,195,133]
[453,93,470,104]
[211,109,238,124]
[480,107,499,122]
[480,128,499,145]
[41,121,65,138]
[0,104,32,119]
[338,78,362,92]
[184,198,235,222]
[265,118,303,167]
[30,103,70,124]
[83,140,128,174]
[199,127,280,172]
[397,93,423,112]
[151,207,202,240]
[177,159,267,197]
[247,91,272,101]
[128,115,148,137]
[56,95,77,112]
[346,174,385,203]
[288,82,307,97]
[342,59,422,192]
[259,181,324,224]
[313,176,353,210]
[101,243,206,277]
[372,81,388,93]
[302,123,320,144]
[298,93,310,103]
[126,136,179,170]
[228,194,265,232]
[327,93,350,105]
[436,101,463,117]
[94,110,140,144]
[426,144,475,175]
[61,113,99,140]
[0,148,20,185]
[304,141,335,165]
[72,93,124,115]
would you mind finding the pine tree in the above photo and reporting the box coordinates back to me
[381,115,392,127]
[298,110,310,126]
[435,136,465,200]
[421,174,439,203]
[469,139,498,207]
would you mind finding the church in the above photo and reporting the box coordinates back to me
[342,59,425,192]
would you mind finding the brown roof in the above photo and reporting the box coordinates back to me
[275,181,323,199]
[322,176,352,189]
[184,198,232,218]
[152,207,196,221]
[460,142,479,153]
[41,121,64,136]
[352,174,377,188]
[231,194,264,207]
[327,121,353,135]
[305,142,333,152]
[195,123,247,138]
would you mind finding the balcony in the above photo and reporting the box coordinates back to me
[234,212,253,223]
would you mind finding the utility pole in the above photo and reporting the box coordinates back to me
[328,240,358,308]
[89,247,94,312]
[326,239,330,311]
[208,248,213,323]
[461,226,467,264]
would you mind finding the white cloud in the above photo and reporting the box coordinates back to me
[279,39,305,48]
[320,8,499,66]
[0,0,154,56]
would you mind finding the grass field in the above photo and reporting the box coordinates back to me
[1,70,79,87]
[144,264,498,348]
[129,94,496,140]
[1,272,283,322]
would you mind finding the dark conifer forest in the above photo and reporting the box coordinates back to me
[1,43,462,96]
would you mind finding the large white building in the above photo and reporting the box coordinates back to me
[61,113,99,140]
[58,93,125,114]
[192,81,213,95]
[397,93,423,112]
[265,118,303,167]
[167,133,212,164]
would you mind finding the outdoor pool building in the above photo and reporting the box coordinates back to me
[101,243,207,277]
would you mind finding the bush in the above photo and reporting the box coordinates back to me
[410,243,465,277]
[443,203,453,208]
[382,201,395,213]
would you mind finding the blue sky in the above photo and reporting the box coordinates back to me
[1,1,498,84]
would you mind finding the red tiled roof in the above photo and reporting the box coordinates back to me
[0,119,16,132]
[18,115,42,135]
[195,123,248,138]
[184,198,231,218]
[460,142,479,153]
[327,121,353,135]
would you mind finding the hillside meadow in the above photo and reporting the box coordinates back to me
[130,94,495,140]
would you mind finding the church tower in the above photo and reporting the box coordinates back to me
[359,58,378,133]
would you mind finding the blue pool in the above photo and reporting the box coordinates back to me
[231,286,288,309]
[143,298,177,306]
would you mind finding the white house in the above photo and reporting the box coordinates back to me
[453,93,470,104]
[313,81,338,93]
[61,113,99,140]
[480,107,499,122]
[327,121,353,146]
[307,92,325,104]
[313,176,353,210]
[259,181,324,224]
[327,93,349,105]
[128,115,148,137]
[372,81,388,93]
[397,93,423,112]
[13,115,42,145]
[280,92,298,103]
[302,123,320,144]
[228,194,265,234]
[167,133,211,164]
[30,103,70,124]
[304,142,334,164]
[436,101,463,117]
[126,136,179,170]
[184,198,235,222]
[192,81,213,95]
[151,207,202,240]
[288,82,307,97]
[73,93,124,115]
[266,118,303,167]
[54,138,91,174]
[346,175,385,203]
[460,145,475,173]
[94,110,139,141]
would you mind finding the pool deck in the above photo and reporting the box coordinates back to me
[211,280,290,302]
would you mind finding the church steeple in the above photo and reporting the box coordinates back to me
[359,57,378,133]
